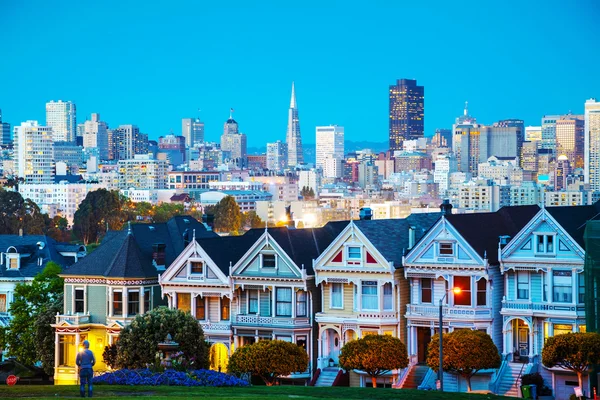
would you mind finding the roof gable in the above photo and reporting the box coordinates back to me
[160,240,228,285]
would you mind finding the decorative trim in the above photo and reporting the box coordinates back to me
[64,277,158,285]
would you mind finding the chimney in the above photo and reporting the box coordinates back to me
[152,243,166,270]
[408,226,416,249]
[202,213,215,231]
[499,235,511,248]
[359,207,373,220]
[440,199,453,216]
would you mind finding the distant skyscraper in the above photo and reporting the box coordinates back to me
[158,134,186,165]
[432,128,452,148]
[584,98,600,190]
[46,100,76,142]
[0,109,11,146]
[555,114,584,169]
[389,79,424,151]
[83,113,110,160]
[266,140,288,172]
[114,125,148,160]
[554,155,571,191]
[316,125,344,171]
[286,82,303,166]
[525,126,542,145]
[496,119,524,156]
[541,115,559,153]
[220,111,247,168]
[14,121,54,183]
[182,117,204,147]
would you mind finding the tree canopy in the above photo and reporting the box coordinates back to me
[339,334,408,388]
[0,189,47,235]
[115,306,209,370]
[241,211,264,229]
[0,262,64,374]
[228,340,308,386]
[300,186,315,200]
[73,189,127,244]
[210,196,242,234]
[542,332,600,388]
[427,329,501,391]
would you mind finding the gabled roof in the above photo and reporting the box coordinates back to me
[445,205,540,264]
[0,235,77,278]
[545,202,600,248]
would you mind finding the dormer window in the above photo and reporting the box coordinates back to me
[439,242,454,256]
[347,246,361,260]
[535,234,555,255]
[191,261,204,275]
[262,254,276,268]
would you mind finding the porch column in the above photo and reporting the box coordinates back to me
[54,333,60,377]
[108,287,113,317]
[529,321,535,358]
[571,269,577,305]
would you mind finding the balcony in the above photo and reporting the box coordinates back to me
[233,314,310,327]
[501,300,585,317]
[55,313,91,325]
[199,321,232,334]
[315,311,398,325]
[406,304,492,320]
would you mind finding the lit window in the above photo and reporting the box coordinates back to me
[296,291,307,317]
[221,297,230,321]
[276,288,292,317]
[454,276,471,306]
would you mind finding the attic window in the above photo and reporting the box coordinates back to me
[191,261,204,275]
[439,243,454,256]
[262,254,276,268]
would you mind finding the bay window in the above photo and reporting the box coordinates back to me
[331,283,343,309]
[221,297,230,320]
[383,283,393,311]
[276,288,292,317]
[113,291,123,316]
[421,278,432,303]
[453,276,471,306]
[74,288,85,313]
[196,297,206,320]
[127,290,140,316]
[296,290,307,317]
[361,281,378,311]
[517,271,529,300]
[177,293,191,313]
[477,278,487,306]
[248,290,259,314]
[553,270,572,303]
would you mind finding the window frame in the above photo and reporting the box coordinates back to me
[74,287,85,314]
[330,283,343,309]
[296,290,307,317]
[383,283,393,311]
[221,297,230,321]
[346,246,362,260]
[261,253,276,269]
[0,293,6,313]
[195,296,206,320]
[275,287,293,317]
[247,290,259,314]
[190,260,204,276]
[578,273,585,304]
[534,233,557,255]
[127,289,140,317]
[517,271,530,300]
[553,270,573,303]
[421,278,432,304]
[438,242,454,256]
[143,288,151,313]
[361,281,379,311]
[477,278,487,306]
[453,276,472,306]
[113,290,123,316]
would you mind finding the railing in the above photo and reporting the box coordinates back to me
[199,321,231,332]
[489,354,510,394]
[357,312,397,320]
[501,300,585,315]
[234,315,310,326]
[393,366,411,389]
[308,368,321,387]
[406,304,492,319]
[513,362,527,397]
[55,313,90,325]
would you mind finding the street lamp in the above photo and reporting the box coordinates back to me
[438,286,462,391]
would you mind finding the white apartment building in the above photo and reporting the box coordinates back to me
[266,140,288,171]
[14,121,55,184]
[509,181,544,206]
[19,182,103,224]
[298,169,320,195]
[323,155,342,179]
[46,100,76,142]
[477,156,519,184]
[120,188,177,205]
[584,98,600,191]
[83,113,109,160]
[545,190,591,207]
[447,181,510,212]
[117,154,168,190]
[315,125,344,172]
[434,153,458,196]
[209,181,264,191]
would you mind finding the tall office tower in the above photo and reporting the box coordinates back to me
[452,103,479,174]
[182,117,205,147]
[316,125,344,171]
[521,141,539,174]
[83,113,110,160]
[107,129,116,160]
[46,100,76,142]
[554,155,571,191]
[496,119,524,156]
[541,115,559,153]
[0,109,11,146]
[114,125,148,160]
[266,140,288,172]
[285,82,303,166]
[555,114,584,169]
[220,112,247,168]
[434,153,458,196]
[584,98,600,190]
[158,134,186,165]
[389,79,424,151]
[14,121,54,183]
[525,126,542,145]
[432,128,452,148]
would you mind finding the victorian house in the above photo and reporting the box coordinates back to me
[313,212,440,387]
[160,226,338,380]
[498,203,598,399]
[403,202,539,392]
[53,217,216,384]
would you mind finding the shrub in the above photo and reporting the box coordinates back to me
[521,372,544,391]
[339,334,408,388]
[116,307,209,370]
[228,340,308,386]
[93,368,249,387]
[103,344,118,369]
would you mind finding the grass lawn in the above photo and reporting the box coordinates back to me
[0,385,511,400]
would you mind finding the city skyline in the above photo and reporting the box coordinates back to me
[1,1,599,147]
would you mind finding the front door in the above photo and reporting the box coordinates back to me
[328,330,340,365]
[417,327,432,364]
[516,319,529,361]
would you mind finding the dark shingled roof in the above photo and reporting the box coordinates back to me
[446,205,540,264]
[0,235,77,278]
[62,216,218,279]
[545,202,600,248]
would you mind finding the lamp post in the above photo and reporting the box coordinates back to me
[438,286,461,392]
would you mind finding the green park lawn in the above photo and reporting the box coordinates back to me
[0,385,511,400]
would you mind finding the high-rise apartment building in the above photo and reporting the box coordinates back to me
[541,115,559,153]
[220,112,247,168]
[554,155,571,191]
[182,117,204,147]
[316,125,344,172]
[14,121,54,183]
[434,153,458,196]
[286,82,303,166]
[0,109,11,146]
[114,125,148,160]
[266,140,288,172]
[584,98,600,190]
[555,114,584,169]
[117,154,168,190]
[46,100,76,142]
[389,79,424,151]
[83,113,110,160]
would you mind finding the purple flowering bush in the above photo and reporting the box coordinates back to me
[93,368,250,387]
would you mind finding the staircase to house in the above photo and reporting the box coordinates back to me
[497,362,527,397]
[314,368,340,387]
[401,365,430,389]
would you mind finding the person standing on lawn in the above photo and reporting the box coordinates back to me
[76,340,96,398]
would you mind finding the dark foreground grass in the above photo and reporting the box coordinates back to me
[0,385,511,400]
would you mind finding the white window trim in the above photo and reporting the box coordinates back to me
[437,242,455,257]
[330,283,344,309]
[247,289,259,314]
[74,286,86,314]
[516,271,530,300]
[533,232,557,256]
[112,289,124,317]
[360,280,379,311]
[127,288,140,317]
[383,282,394,311]
[188,258,205,280]
[259,252,278,269]
[344,244,363,265]
[420,278,433,304]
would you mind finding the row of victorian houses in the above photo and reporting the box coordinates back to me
[2,201,597,399]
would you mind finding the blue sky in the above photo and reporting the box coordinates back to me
[1,1,598,147]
